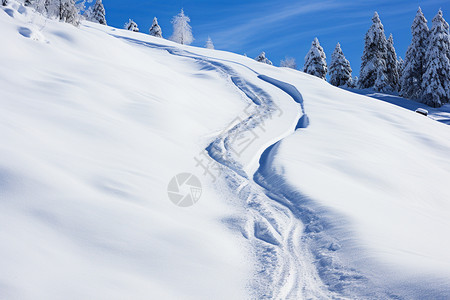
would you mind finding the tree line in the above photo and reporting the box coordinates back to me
[259,8,449,108]
[15,0,213,50]
[3,0,108,26]
[123,9,210,49]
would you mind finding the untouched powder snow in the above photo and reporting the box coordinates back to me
[1,1,450,299]
[349,88,450,125]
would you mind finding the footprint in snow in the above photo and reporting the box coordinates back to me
[18,26,45,42]
[3,8,15,18]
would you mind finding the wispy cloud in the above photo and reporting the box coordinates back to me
[196,1,345,49]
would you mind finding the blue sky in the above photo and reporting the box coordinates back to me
[103,0,449,76]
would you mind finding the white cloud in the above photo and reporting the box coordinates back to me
[197,1,344,49]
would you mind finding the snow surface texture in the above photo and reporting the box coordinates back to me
[2,2,450,299]
[351,89,450,125]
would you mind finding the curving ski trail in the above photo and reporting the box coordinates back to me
[114,34,340,299]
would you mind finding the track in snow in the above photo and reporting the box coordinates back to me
[113,35,383,299]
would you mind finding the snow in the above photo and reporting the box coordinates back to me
[2,1,450,299]
[263,72,450,298]
[351,89,450,125]
[0,3,250,299]
[415,107,429,115]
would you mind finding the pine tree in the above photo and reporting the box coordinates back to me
[374,68,389,92]
[149,17,162,37]
[2,0,7,5]
[421,10,450,107]
[124,19,139,32]
[205,36,214,49]
[397,57,404,79]
[255,52,273,65]
[303,37,327,80]
[29,0,79,25]
[87,0,106,25]
[48,0,80,25]
[25,0,44,13]
[280,57,297,69]
[329,43,352,87]
[359,12,389,91]
[170,9,193,45]
[400,7,429,99]
[386,34,400,91]
[352,76,359,88]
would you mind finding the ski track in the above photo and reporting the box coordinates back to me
[114,35,384,299]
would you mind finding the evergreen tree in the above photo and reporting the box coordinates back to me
[353,76,359,87]
[25,0,46,14]
[386,34,400,91]
[170,9,193,45]
[397,56,404,79]
[124,19,139,32]
[205,36,214,49]
[28,0,79,25]
[2,0,7,5]
[87,0,106,25]
[329,43,352,87]
[280,57,297,69]
[400,7,429,99]
[374,68,389,92]
[49,0,80,25]
[359,12,389,91]
[303,37,327,80]
[255,52,273,65]
[421,10,450,107]
[149,17,162,37]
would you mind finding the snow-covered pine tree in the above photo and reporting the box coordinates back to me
[359,12,389,91]
[149,17,162,37]
[205,36,214,49]
[39,0,51,14]
[25,0,43,13]
[374,68,389,92]
[329,43,352,87]
[303,37,327,80]
[124,19,139,32]
[386,34,400,91]
[255,52,273,65]
[421,9,450,107]
[45,0,80,25]
[400,7,429,99]
[280,57,297,69]
[352,76,359,88]
[397,56,404,79]
[87,0,106,25]
[170,9,193,45]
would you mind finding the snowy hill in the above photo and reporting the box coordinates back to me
[1,2,450,299]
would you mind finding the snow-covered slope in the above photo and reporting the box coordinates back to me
[349,89,450,125]
[1,2,450,299]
